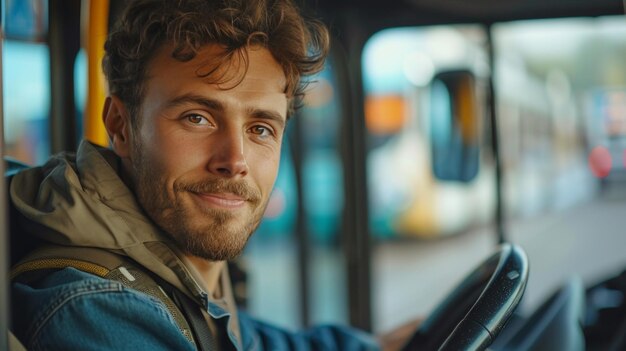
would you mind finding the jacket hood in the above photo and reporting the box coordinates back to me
[9,141,208,302]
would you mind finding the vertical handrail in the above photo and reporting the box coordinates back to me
[83,0,109,146]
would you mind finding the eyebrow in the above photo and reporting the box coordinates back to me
[165,93,286,129]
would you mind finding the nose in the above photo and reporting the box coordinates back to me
[207,129,249,177]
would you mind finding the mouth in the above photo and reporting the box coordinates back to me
[190,191,247,210]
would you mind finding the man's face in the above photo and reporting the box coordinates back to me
[128,44,287,261]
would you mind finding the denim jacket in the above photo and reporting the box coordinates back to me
[11,267,379,350]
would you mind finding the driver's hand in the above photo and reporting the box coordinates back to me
[377,318,423,351]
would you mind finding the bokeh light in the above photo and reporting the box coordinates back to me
[588,146,612,178]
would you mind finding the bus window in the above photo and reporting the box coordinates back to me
[3,41,50,165]
[362,25,491,241]
[3,0,50,165]
[492,15,626,310]
[493,16,626,218]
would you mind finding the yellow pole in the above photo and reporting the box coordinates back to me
[83,0,109,146]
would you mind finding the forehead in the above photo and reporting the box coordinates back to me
[147,44,287,95]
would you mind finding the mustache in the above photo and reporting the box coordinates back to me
[175,178,262,203]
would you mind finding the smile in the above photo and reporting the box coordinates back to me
[191,192,247,209]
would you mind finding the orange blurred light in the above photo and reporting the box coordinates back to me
[365,95,407,135]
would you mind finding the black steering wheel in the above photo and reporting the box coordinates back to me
[402,243,529,351]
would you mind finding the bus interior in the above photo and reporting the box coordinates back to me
[3,0,626,349]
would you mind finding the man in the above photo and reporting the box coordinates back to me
[9,0,415,350]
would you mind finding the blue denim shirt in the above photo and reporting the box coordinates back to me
[12,267,380,351]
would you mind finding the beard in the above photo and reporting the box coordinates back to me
[130,139,267,261]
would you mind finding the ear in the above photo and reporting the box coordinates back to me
[103,95,133,158]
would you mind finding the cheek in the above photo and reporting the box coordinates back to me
[252,149,282,193]
[138,128,203,181]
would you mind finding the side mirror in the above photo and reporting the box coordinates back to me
[429,70,480,182]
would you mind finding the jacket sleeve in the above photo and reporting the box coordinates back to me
[12,268,195,351]
[238,311,381,351]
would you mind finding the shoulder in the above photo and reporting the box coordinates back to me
[12,267,194,351]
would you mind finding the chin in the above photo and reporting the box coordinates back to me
[176,228,251,261]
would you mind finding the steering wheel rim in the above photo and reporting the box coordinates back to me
[402,243,529,351]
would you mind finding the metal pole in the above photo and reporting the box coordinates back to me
[48,0,80,153]
[290,114,311,327]
[486,24,506,244]
[0,1,8,347]
[335,26,373,331]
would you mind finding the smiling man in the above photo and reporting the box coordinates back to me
[8,0,381,350]
[116,44,285,263]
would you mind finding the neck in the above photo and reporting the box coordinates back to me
[184,255,224,296]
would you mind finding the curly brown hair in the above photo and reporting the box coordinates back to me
[102,0,329,123]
